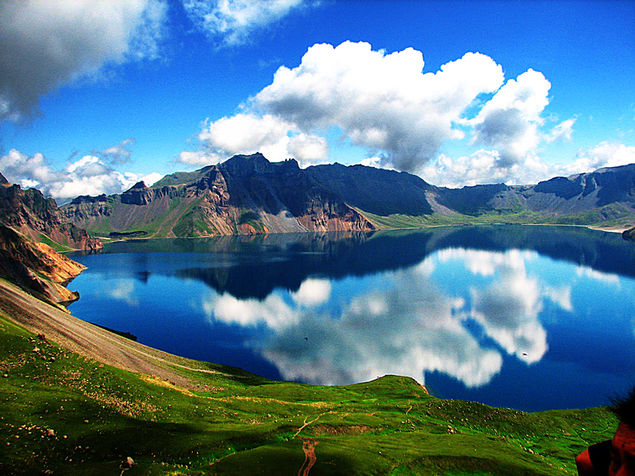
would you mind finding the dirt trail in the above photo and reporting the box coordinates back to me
[0,279,229,390]
[298,438,318,476]
[292,413,327,439]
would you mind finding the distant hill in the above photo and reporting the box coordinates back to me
[58,155,635,238]
[429,164,635,224]
[439,164,634,213]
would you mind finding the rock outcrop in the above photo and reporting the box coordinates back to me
[62,154,376,238]
[0,224,85,305]
[61,154,635,238]
[0,177,102,251]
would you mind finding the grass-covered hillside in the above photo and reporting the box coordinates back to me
[0,278,618,475]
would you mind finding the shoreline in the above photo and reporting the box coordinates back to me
[86,221,634,246]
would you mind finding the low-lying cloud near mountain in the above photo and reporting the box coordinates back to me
[0,148,161,202]
[182,114,329,168]
[186,40,633,185]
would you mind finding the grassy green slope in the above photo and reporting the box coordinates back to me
[83,197,195,238]
[37,233,73,253]
[0,312,616,475]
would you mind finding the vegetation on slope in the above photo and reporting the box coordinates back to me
[0,292,617,475]
[360,204,635,230]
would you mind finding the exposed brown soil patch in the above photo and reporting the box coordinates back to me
[298,437,318,476]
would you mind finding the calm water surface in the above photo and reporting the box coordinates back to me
[68,225,635,411]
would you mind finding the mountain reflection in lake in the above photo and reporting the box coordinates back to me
[68,226,635,411]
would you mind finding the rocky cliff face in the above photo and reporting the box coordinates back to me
[60,154,635,238]
[62,153,376,238]
[0,224,85,305]
[0,177,102,251]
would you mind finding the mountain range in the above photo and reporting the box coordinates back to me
[2,154,631,313]
[61,153,635,238]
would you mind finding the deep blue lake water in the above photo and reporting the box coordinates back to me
[68,225,635,411]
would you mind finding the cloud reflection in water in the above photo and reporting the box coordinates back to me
[202,247,576,387]
[108,280,139,307]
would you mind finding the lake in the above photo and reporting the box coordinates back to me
[68,225,635,412]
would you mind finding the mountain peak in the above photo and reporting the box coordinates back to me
[228,152,267,162]
[220,153,273,176]
[0,172,8,185]
[127,181,147,192]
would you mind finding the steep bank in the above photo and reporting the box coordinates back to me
[0,225,85,305]
[0,173,102,252]
[0,277,223,389]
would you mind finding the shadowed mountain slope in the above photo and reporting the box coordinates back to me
[0,174,101,304]
[60,155,635,238]
[63,154,375,238]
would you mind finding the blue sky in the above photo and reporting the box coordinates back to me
[0,0,633,201]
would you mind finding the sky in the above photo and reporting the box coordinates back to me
[0,0,633,202]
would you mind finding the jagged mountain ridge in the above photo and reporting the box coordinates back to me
[432,164,635,217]
[63,154,375,237]
[0,173,102,251]
[60,155,635,238]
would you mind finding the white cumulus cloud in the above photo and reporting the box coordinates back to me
[545,118,576,143]
[204,292,300,330]
[189,113,328,167]
[291,278,331,307]
[98,138,136,164]
[108,280,139,307]
[0,148,159,202]
[562,142,635,176]
[421,139,635,187]
[254,42,504,173]
[575,265,620,285]
[470,69,551,166]
[260,269,503,387]
[437,248,551,364]
[178,150,224,167]
[202,269,504,387]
